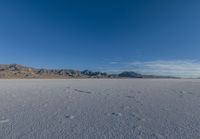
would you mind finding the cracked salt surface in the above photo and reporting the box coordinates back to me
[0,79,200,139]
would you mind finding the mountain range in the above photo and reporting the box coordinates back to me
[0,64,178,79]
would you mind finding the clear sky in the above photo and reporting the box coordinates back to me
[0,0,200,77]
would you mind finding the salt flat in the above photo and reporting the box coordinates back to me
[0,79,200,139]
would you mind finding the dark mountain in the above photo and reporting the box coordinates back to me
[118,71,143,78]
[81,70,108,78]
[0,64,178,79]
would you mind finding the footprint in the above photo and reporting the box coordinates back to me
[151,133,164,139]
[111,112,123,117]
[123,106,132,110]
[138,118,146,122]
[0,119,10,124]
[176,91,194,98]
[126,96,135,99]
[162,108,169,112]
[136,100,143,106]
[65,115,75,119]
[137,91,142,94]
[105,112,123,117]
[132,113,145,122]
[180,91,186,95]
[74,89,92,94]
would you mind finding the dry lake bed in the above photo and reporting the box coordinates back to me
[0,79,200,139]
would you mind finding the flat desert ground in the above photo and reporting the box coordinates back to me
[0,79,200,139]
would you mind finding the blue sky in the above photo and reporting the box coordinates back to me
[0,0,200,77]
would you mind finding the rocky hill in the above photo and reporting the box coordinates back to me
[0,64,178,79]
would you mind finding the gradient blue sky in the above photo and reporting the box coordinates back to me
[0,0,200,77]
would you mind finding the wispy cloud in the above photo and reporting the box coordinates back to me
[106,60,200,78]
[128,60,200,78]
[110,61,119,64]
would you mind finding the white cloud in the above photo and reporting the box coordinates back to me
[129,60,200,78]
